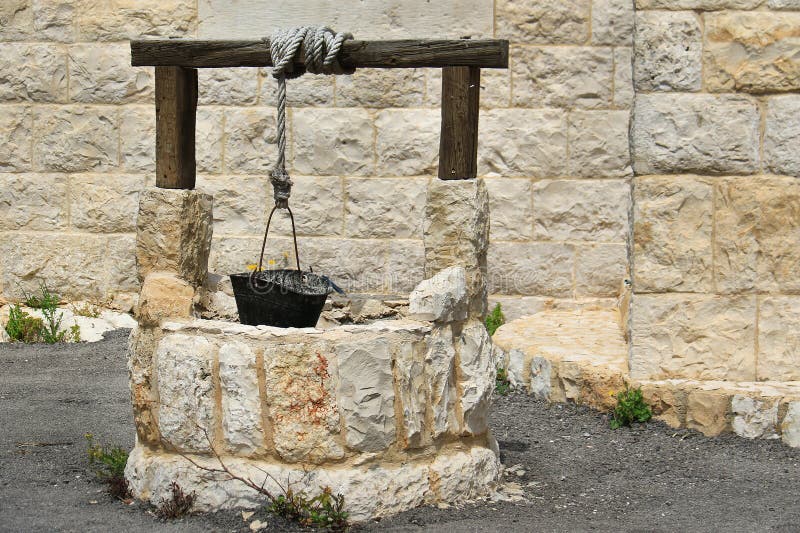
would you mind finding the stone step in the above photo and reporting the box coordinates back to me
[493,308,800,448]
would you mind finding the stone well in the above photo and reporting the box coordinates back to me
[125,179,500,521]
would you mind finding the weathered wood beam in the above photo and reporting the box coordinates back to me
[131,39,509,69]
[438,66,481,180]
[155,66,197,189]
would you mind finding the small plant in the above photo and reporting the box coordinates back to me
[5,305,43,343]
[72,302,101,318]
[5,283,81,344]
[269,486,348,531]
[155,482,196,519]
[485,303,505,336]
[495,367,511,396]
[609,385,653,429]
[85,434,131,500]
[22,282,61,309]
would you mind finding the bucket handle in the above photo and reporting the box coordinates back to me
[255,205,302,274]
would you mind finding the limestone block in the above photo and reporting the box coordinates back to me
[33,105,119,172]
[336,69,425,108]
[457,322,494,435]
[631,94,759,175]
[198,68,257,106]
[277,176,344,236]
[704,12,800,93]
[640,382,686,428]
[575,244,628,298]
[633,176,712,292]
[488,242,574,297]
[496,0,590,44]
[120,105,155,172]
[479,108,567,177]
[260,68,334,108]
[293,108,374,176]
[375,109,440,176]
[424,179,489,316]
[505,348,525,388]
[686,390,731,437]
[714,176,800,294]
[0,173,67,230]
[426,68,511,109]
[0,105,32,171]
[484,178,533,241]
[758,297,800,381]
[301,238,388,294]
[70,174,144,233]
[732,396,779,439]
[106,234,139,294]
[614,47,634,108]
[512,46,614,109]
[128,326,161,444]
[0,1,33,40]
[568,110,632,178]
[770,0,800,7]
[69,44,152,104]
[32,1,75,42]
[635,0,764,7]
[529,356,553,400]
[533,179,630,242]
[344,178,426,239]
[430,447,500,502]
[0,43,67,102]
[136,187,213,287]
[425,326,458,439]
[137,273,194,327]
[196,175,268,236]
[409,266,468,323]
[630,294,756,381]
[592,0,634,45]
[633,11,702,92]
[780,402,800,448]
[395,340,429,448]
[764,95,800,177]
[155,334,216,451]
[386,239,426,295]
[223,107,278,174]
[218,341,265,454]
[75,0,196,41]
[196,107,223,174]
[336,337,396,452]
[263,342,344,463]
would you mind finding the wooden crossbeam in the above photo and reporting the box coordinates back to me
[131,39,508,69]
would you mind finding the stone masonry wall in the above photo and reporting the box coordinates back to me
[630,1,800,383]
[0,1,634,318]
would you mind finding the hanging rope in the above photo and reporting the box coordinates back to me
[266,27,354,208]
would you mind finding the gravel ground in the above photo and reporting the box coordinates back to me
[1,330,799,532]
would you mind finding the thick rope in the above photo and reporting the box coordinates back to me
[266,27,353,208]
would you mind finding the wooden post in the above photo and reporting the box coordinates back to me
[155,66,197,189]
[438,66,480,180]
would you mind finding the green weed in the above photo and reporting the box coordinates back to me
[5,305,43,343]
[609,385,653,429]
[22,283,61,310]
[495,367,512,396]
[71,302,101,318]
[5,283,81,343]
[155,482,196,519]
[485,303,505,336]
[269,486,348,531]
[85,434,131,500]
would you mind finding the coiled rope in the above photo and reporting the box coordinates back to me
[266,27,354,208]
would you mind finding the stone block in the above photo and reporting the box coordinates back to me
[488,242,574,297]
[196,175,268,236]
[409,266,468,323]
[704,11,800,93]
[32,1,75,42]
[714,176,800,293]
[136,187,213,287]
[732,395,779,439]
[575,244,628,298]
[223,107,278,174]
[260,68,334,107]
[479,108,567,178]
[529,356,553,400]
[457,321,494,435]
[120,105,155,172]
[33,105,119,173]
[0,43,67,102]
[631,94,760,175]
[484,178,533,241]
[385,239,426,295]
[633,176,713,292]
[614,47,634,108]
[426,68,511,109]
[336,69,425,108]
[424,179,489,316]
[292,108,374,176]
[198,68,257,106]
[592,0,634,45]
[395,340,429,449]
[279,176,344,236]
[568,110,632,178]
[106,234,140,295]
[425,325,458,439]
[136,272,194,327]
[70,174,144,233]
[375,109,440,176]
[630,294,756,381]
[496,0,590,44]
[127,326,161,444]
[512,46,614,109]
[75,0,196,41]
[640,382,686,428]
[764,95,800,177]
[68,43,153,104]
[633,11,702,91]
[207,236,271,278]
[0,105,32,171]
[344,177,426,239]
[219,340,265,454]
[686,390,731,437]
[780,401,800,448]
[758,297,800,381]
[196,107,223,174]
[337,337,396,452]
[0,1,33,40]
[302,238,388,294]
[155,334,216,451]
[533,179,630,242]
[0,173,68,230]
[635,0,764,7]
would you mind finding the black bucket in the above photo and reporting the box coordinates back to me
[230,269,331,327]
